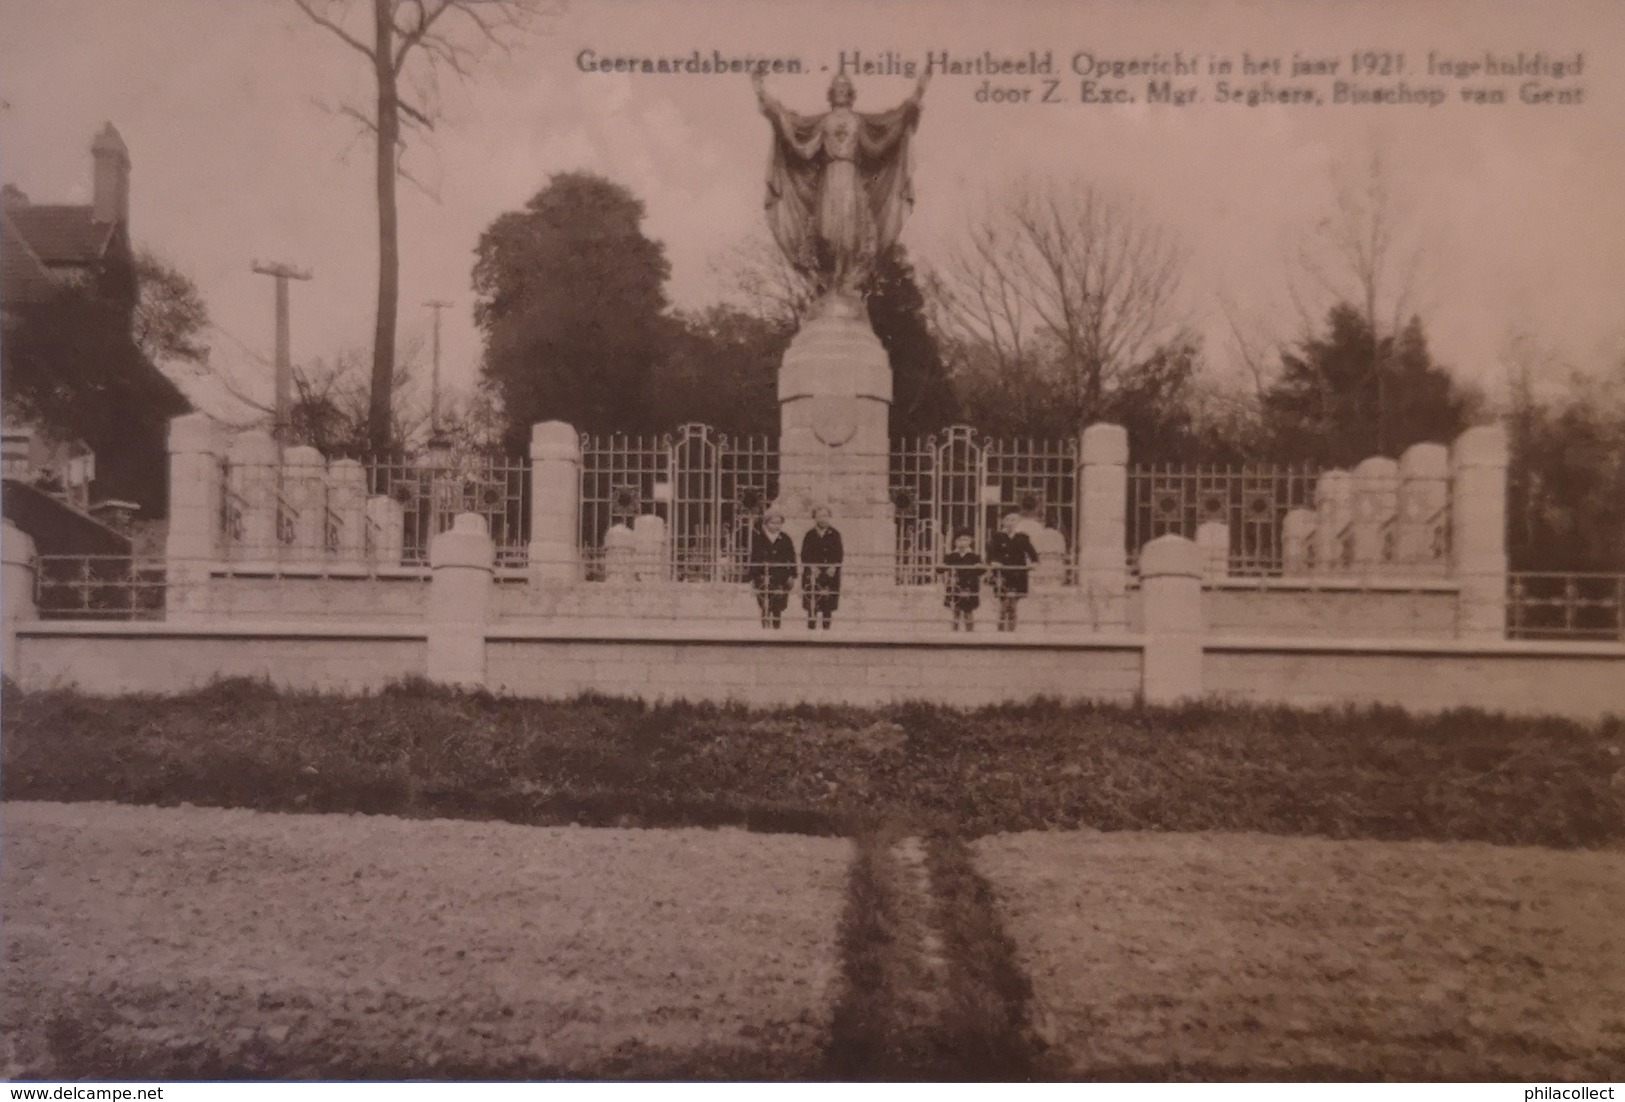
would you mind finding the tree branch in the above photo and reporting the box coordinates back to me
[290,0,376,60]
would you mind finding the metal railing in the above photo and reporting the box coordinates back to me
[1507,573,1625,640]
[35,556,167,620]
[1129,463,1320,575]
[580,424,779,583]
[891,426,1078,584]
[367,456,530,567]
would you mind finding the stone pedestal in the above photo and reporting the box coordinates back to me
[3,519,37,676]
[1140,534,1204,705]
[428,513,494,689]
[777,300,893,583]
[1451,425,1509,641]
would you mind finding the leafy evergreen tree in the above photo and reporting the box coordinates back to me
[473,173,671,448]
[867,248,959,438]
[1260,304,1476,467]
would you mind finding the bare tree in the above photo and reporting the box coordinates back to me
[288,0,557,456]
[1291,150,1431,454]
[707,231,814,330]
[1295,149,1423,344]
[934,177,1192,430]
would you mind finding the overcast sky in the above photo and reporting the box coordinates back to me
[3,0,1622,425]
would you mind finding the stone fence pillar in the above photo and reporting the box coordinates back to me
[529,421,581,583]
[1451,424,1509,640]
[328,459,368,562]
[2,519,38,678]
[1352,456,1400,572]
[1395,443,1449,571]
[282,445,327,562]
[1140,534,1203,705]
[1078,423,1129,628]
[366,495,406,568]
[1282,508,1316,574]
[1313,469,1353,573]
[1196,521,1229,583]
[165,413,224,619]
[427,513,495,689]
[226,430,279,566]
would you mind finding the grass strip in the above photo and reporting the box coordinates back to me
[6,678,1622,847]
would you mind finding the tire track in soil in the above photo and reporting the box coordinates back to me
[822,831,1058,1080]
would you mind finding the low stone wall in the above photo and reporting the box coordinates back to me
[1200,585,1460,638]
[192,570,433,621]
[12,622,1622,720]
[12,622,426,695]
[486,630,1144,707]
[1206,638,1625,721]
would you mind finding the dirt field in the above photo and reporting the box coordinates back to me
[976,831,1625,1080]
[2,802,850,1079]
[9,801,1625,1080]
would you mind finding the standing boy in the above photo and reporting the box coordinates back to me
[987,510,1039,632]
[800,505,844,630]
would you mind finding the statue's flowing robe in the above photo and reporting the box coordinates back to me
[759,96,920,292]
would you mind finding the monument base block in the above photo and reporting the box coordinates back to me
[777,305,894,571]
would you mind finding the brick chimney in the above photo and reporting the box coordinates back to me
[91,122,129,227]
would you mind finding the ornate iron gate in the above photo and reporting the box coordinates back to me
[580,424,778,581]
[890,426,1079,584]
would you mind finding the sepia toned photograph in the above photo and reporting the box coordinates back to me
[2,0,1622,1085]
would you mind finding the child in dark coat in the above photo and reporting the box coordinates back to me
[987,510,1039,632]
[799,505,843,630]
[940,528,983,632]
[747,509,798,628]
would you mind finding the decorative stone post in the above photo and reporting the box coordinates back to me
[1196,521,1229,583]
[632,513,669,582]
[328,459,368,562]
[427,512,495,689]
[1282,508,1316,574]
[1451,424,1509,640]
[528,421,581,583]
[282,445,327,562]
[226,430,279,566]
[1313,469,1353,573]
[1077,423,1129,628]
[164,412,224,619]
[1139,534,1203,705]
[602,522,636,583]
[1395,443,1449,572]
[1352,456,1400,572]
[2,519,38,677]
[365,495,405,568]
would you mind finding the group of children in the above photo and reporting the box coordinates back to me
[747,507,1041,633]
[941,511,1040,632]
[746,505,844,630]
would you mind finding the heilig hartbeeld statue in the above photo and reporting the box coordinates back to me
[752,69,930,311]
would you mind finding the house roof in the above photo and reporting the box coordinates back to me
[1,211,57,304]
[6,204,115,266]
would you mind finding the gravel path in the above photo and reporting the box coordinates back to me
[2,802,851,1078]
[976,831,1625,1080]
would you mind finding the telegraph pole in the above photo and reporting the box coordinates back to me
[251,260,313,449]
[422,299,453,436]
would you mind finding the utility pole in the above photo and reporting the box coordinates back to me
[251,260,313,450]
[423,299,453,436]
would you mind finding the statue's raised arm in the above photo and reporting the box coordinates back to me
[754,73,927,306]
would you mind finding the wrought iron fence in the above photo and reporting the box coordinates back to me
[366,456,530,567]
[216,454,529,566]
[891,426,1079,584]
[1507,573,1625,640]
[579,424,779,582]
[1129,464,1320,575]
[35,556,167,620]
